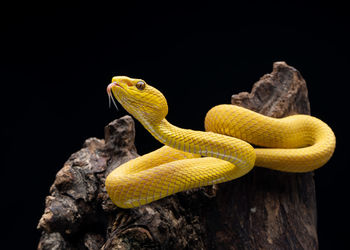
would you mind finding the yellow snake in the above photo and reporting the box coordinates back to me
[105,76,335,209]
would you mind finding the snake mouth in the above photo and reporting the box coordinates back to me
[107,82,122,95]
[107,82,123,111]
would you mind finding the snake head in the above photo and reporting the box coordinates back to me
[108,76,168,124]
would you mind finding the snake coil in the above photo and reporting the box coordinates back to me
[105,76,335,208]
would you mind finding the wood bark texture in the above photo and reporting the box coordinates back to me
[37,62,318,249]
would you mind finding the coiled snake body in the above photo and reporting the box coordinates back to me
[106,76,335,208]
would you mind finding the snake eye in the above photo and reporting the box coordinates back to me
[136,81,146,90]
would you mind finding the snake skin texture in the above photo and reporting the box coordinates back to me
[105,76,336,208]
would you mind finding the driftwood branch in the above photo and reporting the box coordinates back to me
[37,62,318,249]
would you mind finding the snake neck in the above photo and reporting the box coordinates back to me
[139,117,256,169]
[140,118,188,148]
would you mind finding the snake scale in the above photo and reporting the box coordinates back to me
[105,76,335,208]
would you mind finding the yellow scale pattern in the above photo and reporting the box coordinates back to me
[105,76,336,208]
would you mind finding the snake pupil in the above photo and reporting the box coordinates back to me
[136,81,146,90]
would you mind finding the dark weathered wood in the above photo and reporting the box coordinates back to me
[37,62,318,249]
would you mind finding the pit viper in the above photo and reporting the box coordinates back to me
[105,76,335,209]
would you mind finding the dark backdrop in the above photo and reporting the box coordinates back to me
[2,1,348,249]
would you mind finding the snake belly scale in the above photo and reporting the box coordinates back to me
[105,76,335,208]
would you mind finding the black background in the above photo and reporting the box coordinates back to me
[2,0,349,249]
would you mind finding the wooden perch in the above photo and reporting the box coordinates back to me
[37,62,318,249]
